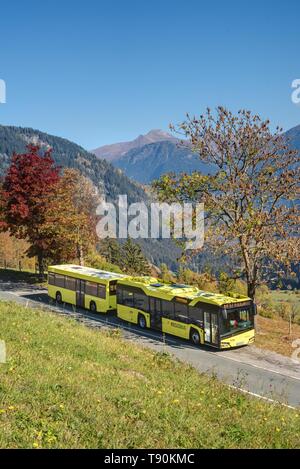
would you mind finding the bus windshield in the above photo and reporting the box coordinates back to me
[220,307,254,337]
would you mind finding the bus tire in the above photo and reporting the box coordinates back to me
[190,328,200,345]
[56,291,62,304]
[138,314,147,329]
[90,301,97,313]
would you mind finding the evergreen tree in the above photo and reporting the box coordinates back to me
[122,238,150,275]
[98,238,122,266]
[160,263,175,283]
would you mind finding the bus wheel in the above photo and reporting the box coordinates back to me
[90,301,97,313]
[56,291,62,304]
[138,314,146,329]
[190,329,200,345]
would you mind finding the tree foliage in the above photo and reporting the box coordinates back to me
[98,238,122,266]
[153,108,300,298]
[99,237,151,276]
[1,145,60,274]
[41,168,99,265]
[0,146,101,273]
[122,238,151,275]
[0,231,35,270]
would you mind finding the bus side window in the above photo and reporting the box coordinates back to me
[188,306,204,326]
[98,284,106,299]
[161,300,174,319]
[123,289,134,307]
[133,292,148,311]
[48,273,55,285]
[65,276,76,291]
[174,302,188,323]
[55,274,65,288]
[117,286,123,304]
[86,281,98,297]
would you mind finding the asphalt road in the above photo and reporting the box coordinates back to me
[1,281,300,409]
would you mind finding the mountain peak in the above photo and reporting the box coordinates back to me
[91,129,177,161]
[146,128,173,138]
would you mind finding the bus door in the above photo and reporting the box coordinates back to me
[204,312,219,346]
[150,297,162,330]
[76,279,86,308]
[204,312,211,342]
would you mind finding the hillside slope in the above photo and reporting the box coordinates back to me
[0,301,299,448]
[0,125,145,203]
[285,124,300,151]
[114,140,213,183]
[0,125,181,269]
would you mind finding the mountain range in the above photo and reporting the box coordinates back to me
[0,125,145,203]
[113,140,214,184]
[284,124,300,151]
[0,123,299,276]
[91,125,300,184]
[92,129,177,162]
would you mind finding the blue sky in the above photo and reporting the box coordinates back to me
[0,0,300,149]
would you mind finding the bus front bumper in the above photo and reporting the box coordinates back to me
[220,329,255,349]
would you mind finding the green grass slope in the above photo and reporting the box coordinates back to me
[0,301,299,449]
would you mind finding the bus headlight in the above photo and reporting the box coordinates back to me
[221,342,230,348]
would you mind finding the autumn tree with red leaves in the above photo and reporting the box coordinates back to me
[0,146,100,275]
[1,145,60,276]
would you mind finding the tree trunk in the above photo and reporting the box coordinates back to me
[37,253,44,279]
[247,281,256,300]
[247,279,258,332]
[239,238,257,300]
[289,314,292,337]
[77,244,84,266]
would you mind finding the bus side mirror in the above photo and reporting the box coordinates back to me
[253,304,257,316]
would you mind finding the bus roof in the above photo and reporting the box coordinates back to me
[117,276,251,307]
[48,265,128,283]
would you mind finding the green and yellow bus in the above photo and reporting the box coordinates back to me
[47,265,256,349]
[47,265,128,313]
[116,276,256,349]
